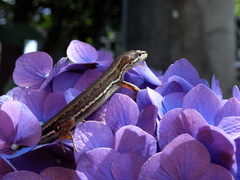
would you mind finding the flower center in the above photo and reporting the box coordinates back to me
[11,143,20,151]
[44,73,49,78]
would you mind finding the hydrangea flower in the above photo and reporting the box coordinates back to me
[0,40,240,179]
[74,122,156,179]
[139,134,234,179]
[2,167,87,180]
[0,100,41,155]
[157,108,236,174]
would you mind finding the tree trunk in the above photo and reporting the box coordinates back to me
[123,0,236,97]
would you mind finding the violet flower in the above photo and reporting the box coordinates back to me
[157,108,237,174]
[0,40,240,179]
[139,134,234,179]
[0,100,41,155]
[2,167,86,180]
[13,52,53,89]
[74,122,156,179]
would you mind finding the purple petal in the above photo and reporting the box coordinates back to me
[13,52,53,88]
[67,40,98,63]
[87,102,108,122]
[136,88,164,118]
[217,116,240,139]
[39,57,70,91]
[139,134,210,180]
[2,171,41,179]
[158,109,208,150]
[0,110,14,141]
[168,75,194,92]
[6,87,27,101]
[48,56,70,74]
[73,69,102,92]
[157,108,183,150]
[196,125,236,173]
[233,85,240,101]
[18,90,66,125]
[73,121,114,161]
[155,81,183,96]
[182,84,222,125]
[40,167,87,180]
[105,93,139,132]
[43,91,67,123]
[111,153,145,180]
[170,109,209,137]
[139,152,167,179]
[18,90,50,123]
[52,72,81,93]
[95,50,113,71]
[0,110,15,154]
[215,97,240,126]
[137,105,157,136]
[64,88,80,104]
[160,134,212,179]
[1,101,41,146]
[76,148,120,179]
[150,133,233,179]
[162,59,200,86]
[0,95,13,107]
[211,75,223,100]
[200,78,210,86]
[133,61,162,86]
[235,137,240,178]
[114,125,156,160]
[150,67,163,79]
[124,69,158,91]
[123,70,144,89]
[162,92,185,111]
[96,50,113,62]
[197,164,234,180]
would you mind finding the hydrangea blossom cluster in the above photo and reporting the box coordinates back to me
[0,40,240,179]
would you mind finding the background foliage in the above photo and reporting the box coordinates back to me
[0,0,122,58]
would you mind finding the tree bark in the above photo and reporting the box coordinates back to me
[123,0,236,97]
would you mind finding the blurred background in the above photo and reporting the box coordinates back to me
[0,0,238,97]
